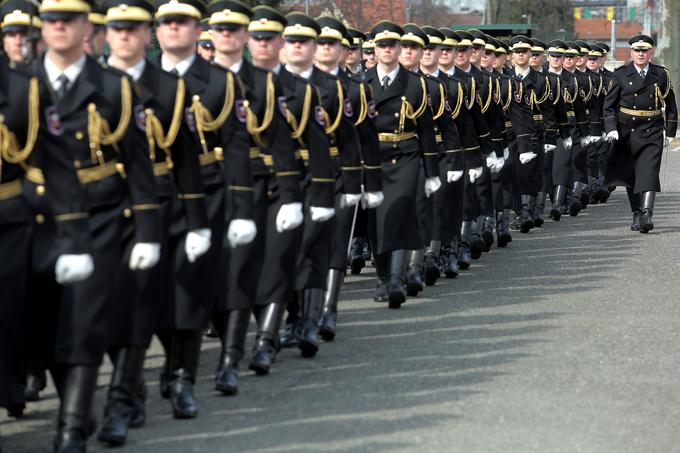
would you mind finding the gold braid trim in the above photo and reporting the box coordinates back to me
[450,82,464,119]
[480,76,493,113]
[0,77,39,164]
[582,75,593,102]
[246,72,275,147]
[564,77,577,104]
[400,77,429,131]
[501,78,512,112]
[145,78,185,162]
[534,76,551,105]
[662,68,672,99]
[553,77,561,105]
[432,83,446,120]
[190,72,234,154]
[466,76,476,109]
[286,83,312,140]
[354,83,368,126]
[325,80,344,135]
[87,76,132,164]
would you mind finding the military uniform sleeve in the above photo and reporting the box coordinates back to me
[354,82,382,193]
[221,80,254,219]
[413,78,439,178]
[603,75,621,134]
[171,122,209,231]
[305,88,335,208]
[663,73,677,137]
[332,83,362,195]
[268,80,303,204]
[117,76,161,243]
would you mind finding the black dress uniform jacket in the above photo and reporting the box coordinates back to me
[604,62,677,193]
[32,55,161,365]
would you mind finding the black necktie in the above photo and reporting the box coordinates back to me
[517,74,524,81]
[639,69,646,79]
[382,75,390,90]
[170,68,179,76]
[56,74,69,100]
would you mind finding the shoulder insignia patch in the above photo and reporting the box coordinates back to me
[45,106,64,136]
[277,96,288,116]
[315,105,326,126]
[367,100,378,118]
[344,98,354,118]
[134,104,146,131]
[236,100,247,123]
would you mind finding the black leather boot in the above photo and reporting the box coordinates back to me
[53,365,98,453]
[319,269,344,341]
[581,182,591,208]
[631,210,642,231]
[423,241,441,286]
[249,303,283,375]
[348,237,366,275]
[639,191,655,233]
[458,222,473,270]
[470,219,486,258]
[569,182,583,216]
[386,250,407,309]
[551,185,566,221]
[520,195,534,233]
[129,381,147,429]
[533,192,546,227]
[405,249,425,297]
[496,211,511,248]
[373,252,390,302]
[481,216,494,248]
[215,309,250,395]
[298,289,324,357]
[98,347,146,446]
[168,330,202,419]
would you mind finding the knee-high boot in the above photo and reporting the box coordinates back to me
[639,191,656,233]
[249,303,284,375]
[215,309,250,395]
[168,330,202,419]
[319,269,344,341]
[53,365,99,453]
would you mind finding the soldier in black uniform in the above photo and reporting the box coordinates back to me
[207,0,304,393]
[365,21,441,308]
[30,0,163,449]
[507,35,550,233]
[1,1,43,64]
[604,34,677,233]
[278,13,363,357]
[315,16,384,341]
[97,0,211,444]
[585,43,610,204]
[436,28,487,271]
[154,0,256,418]
[0,48,93,420]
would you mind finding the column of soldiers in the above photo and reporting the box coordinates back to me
[0,0,676,451]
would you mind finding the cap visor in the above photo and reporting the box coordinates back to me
[250,30,279,39]
[284,35,313,43]
[41,11,84,21]
[375,39,398,47]
[108,20,148,29]
[211,23,242,31]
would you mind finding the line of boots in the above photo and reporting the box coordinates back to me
[373,250,408,308]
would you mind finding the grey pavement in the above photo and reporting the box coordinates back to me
[3,144,680,453]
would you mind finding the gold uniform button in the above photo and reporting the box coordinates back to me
[391,159,397,165]
[394,130,399,133]
[35,214,45,224]
[73,160,81,169]
[75,131,84,140]
[123,208,132,218]
[394,112,400,118]
[35,185,45,196]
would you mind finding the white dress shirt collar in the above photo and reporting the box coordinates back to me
[161,53,196,77]
[516,66,531,79]
[229,59,243,74]
[108,57,146,82]
[286,64,314,80]
[44,53,87,91]
[376,65,399,87]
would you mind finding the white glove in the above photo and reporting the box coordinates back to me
[605,130,619,142]
[310,206,335,222]
[503,147,509,160]
[544,144,557,153]
[55,254,94,284]
[519,152,537,164]
[184,228,212,263]
[664,135,675,147]
[424,176,442,197]
[468,166,483,183]
[275,202,303,233]
[129,242,161,270]
[580,137,592,147]
[447,170,464,183]
[590,135,602,144]
[485,152,496,169]
[339,193,362,209]
[227,219,257,247]
[490,157,505,173]
[361,191,384,209]
[563,137,573,150]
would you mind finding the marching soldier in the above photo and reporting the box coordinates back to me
[603,34,677,233]
[1,0,43,64]
[154,0,256,419]
[280,12,363,357]
[0,46,94,420]
[207,0,304,394]
[365,21,441,307]
[315,16,384,340]
[362,36,376,70]
[345,27,365,75]
[27,0,163,449]
[98,0,212,444]
[585,43,609,203]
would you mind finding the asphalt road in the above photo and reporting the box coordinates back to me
[3,144,680,453]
